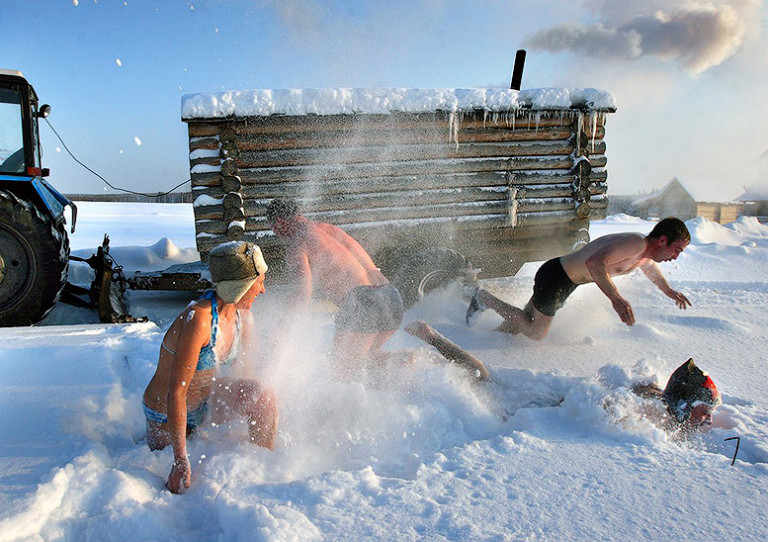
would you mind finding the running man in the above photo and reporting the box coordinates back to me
[466,217,692,340]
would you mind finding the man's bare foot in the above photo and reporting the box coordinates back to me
[465,289,486,326]
[405,320,435,341]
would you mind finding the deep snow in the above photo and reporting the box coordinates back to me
[0,203,766,541]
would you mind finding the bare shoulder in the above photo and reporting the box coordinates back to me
[599,232,646,255]
[179,299,212,332]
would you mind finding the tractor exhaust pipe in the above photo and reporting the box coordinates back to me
[510,49,526,91]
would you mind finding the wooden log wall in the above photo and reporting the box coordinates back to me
[185,108,611,278]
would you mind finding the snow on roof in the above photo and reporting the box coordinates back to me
[181,87,616,120]
[737,181,768,201]
[633,177,745,205]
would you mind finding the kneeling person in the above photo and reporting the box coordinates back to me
[142,241,278,494]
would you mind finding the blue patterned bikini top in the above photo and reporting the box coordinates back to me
[196,290,241,371]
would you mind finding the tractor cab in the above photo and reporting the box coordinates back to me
[0,69,45,176]
[0,70,69,215]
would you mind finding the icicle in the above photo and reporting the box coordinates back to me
[576,113,583,154]
[448,111,461,150]
[507,187,519,227]
[590,112,598,152]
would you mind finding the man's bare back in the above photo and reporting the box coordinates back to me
[288,221,389,306]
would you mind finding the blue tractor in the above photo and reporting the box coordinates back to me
[0,69,75,325]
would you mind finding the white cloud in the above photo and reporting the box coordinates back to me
[525,0,763,74]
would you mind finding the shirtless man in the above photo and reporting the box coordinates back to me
[466,217,692,340]
[266,198,404,377]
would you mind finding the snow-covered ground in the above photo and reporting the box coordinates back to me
[1,203,766,541]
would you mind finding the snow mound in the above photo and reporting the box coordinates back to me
[602,213,649,224]
[687,216,768,246]
[70,238,199,275]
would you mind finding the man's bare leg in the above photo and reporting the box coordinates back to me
[333,329,416,379]
[405,320,489,381]
[331,330,377,380]
[474,291,553,341]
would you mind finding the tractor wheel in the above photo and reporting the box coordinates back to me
[391,247,477,309]
[0,190,69,326]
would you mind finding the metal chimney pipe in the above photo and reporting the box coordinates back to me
[510,49,527,91]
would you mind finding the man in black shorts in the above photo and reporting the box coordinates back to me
[466,217,692,340]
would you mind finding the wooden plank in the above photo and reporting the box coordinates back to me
[311,201,510,224]
[195,220,228,235]
[228,127,605,152]
[192,110,582,137]
[233,170,607,199]
[196,200,601,242]
[233,140,594,169]
[193,205,223,221]
[197,184,606,224]
[191,187,226,202]
[233,156,585,184]
[229,128,579,152]
[512,170,608,185]
[515,182,607,199]
[191,162,608,195]
[189,137,220,152]
[238,171,507,198]
[188,124,223,137]
[191,172,222,188]
[191,156,221,168]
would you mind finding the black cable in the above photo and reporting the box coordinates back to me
[43,118,191,198]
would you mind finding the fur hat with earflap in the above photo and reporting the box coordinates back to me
[208,241,268,303]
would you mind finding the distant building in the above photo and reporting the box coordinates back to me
[736,184,768,221]
[631,177,745,224]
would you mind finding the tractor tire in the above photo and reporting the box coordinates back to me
[0,190,69,326]
[391,247,477,309]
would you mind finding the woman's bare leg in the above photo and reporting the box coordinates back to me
[209,378,279,449]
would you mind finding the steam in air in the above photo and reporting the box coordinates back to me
[524,0,762,73]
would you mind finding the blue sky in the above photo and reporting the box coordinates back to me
[4,0,768,197]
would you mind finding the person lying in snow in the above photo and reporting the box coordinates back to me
[400,328,720,436]
[466,217,692,341]
[142,241,278,494]
[632,358,722,431]
[266,198,405,380]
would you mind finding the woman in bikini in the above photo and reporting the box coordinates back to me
[142,241,278,494]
